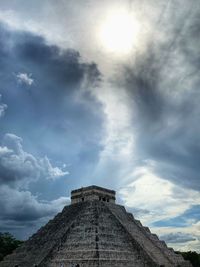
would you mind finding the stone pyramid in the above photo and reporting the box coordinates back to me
[0,185,192,267]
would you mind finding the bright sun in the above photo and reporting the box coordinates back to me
[99,11,139,55]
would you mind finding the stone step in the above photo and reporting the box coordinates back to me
[49,258,147,267]
[106,203,174,266]
[55,249,137,260]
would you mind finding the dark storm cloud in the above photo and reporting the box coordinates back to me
[0,186,61,221]
[0,185,70,239]
[160,232,196,244]
[122,48,165,123]
[17,39,96,87]
[0,22,104,177]
[0,22,101,98]
[118,1,200,190]
[0,23,104,238]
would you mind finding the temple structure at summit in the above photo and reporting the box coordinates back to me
[0,185,192,267]
[71,186,116,204]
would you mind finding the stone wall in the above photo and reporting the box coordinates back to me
[71,186,116,204]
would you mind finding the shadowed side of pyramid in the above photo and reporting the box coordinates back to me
[0,202,88,267]
[0,185,192,267]
[41,200,158,267]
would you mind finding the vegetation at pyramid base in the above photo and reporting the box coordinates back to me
[0,232,200,267]
[175,251,200,267]
[0,232,24,262]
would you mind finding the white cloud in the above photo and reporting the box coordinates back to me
[16,72,34,86]
[0,146,12,155]
[119,164,200,224]
[0,94,7,118]
[0,133,70,238]
[118,164,200,251]
[40,156,69,180]
[0,133,69,187]
[91,81,136,187]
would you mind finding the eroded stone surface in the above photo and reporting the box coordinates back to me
[0,186,192,267]
[71,185,116,204]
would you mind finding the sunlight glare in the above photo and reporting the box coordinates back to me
[99,11,140,55]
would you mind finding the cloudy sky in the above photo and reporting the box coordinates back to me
[0,0,200,252]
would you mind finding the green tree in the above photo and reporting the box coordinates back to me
[176,251,200,267]
[0,232,23,262]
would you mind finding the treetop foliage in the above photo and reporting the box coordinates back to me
[0,232,23,262]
